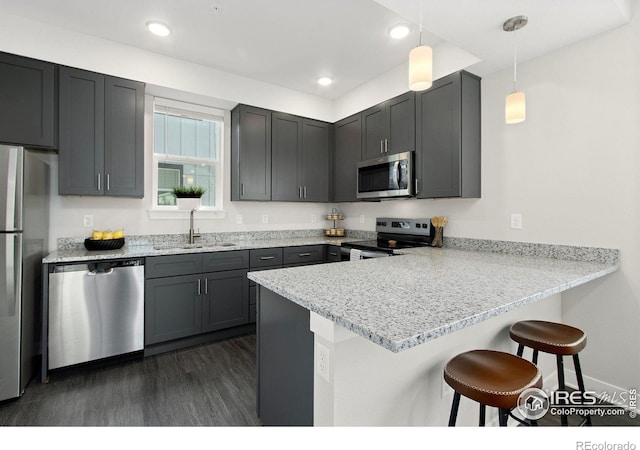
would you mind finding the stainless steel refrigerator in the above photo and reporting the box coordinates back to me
[0,145,49,402]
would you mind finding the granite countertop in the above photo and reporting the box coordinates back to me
[247,243,619,353]
[43,235,361,264]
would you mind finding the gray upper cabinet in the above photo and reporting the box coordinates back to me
[104,76,145,197]
[271,112,329,202]
[272,112,301,201]
[0,52,56,148]
[58,66,144,197]
[300,118,330,202]
[332,113,361,202]
[231,104,272,201]
[415,71,481,199]
[361,92,415,160]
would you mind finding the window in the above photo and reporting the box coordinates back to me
[153,98,224,210]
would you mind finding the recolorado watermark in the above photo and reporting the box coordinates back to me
[576,442,636,450]
[516,387,637,420]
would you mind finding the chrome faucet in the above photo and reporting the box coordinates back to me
[189,209,201,244]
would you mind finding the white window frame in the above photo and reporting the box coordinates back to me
[150,97,226,219]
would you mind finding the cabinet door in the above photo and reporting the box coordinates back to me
[58,67,104,196]
[387,92,415,155]
[361,103,386,160]
[0,52,56,148]
[271,112,301,201]
[145,274,202,345]
[416,74,462,198]
[104,76,144,197]
[324,245,342,262]
[300,119,330,202]
[231,105,272,200]
[202,269,249,332]
[332,113,361,202]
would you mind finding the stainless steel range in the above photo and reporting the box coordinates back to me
[341,217,432,260]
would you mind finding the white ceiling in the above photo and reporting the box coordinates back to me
[0,0,636,99]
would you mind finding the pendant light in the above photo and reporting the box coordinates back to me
[408,1,432,91]
[503,15,527,124]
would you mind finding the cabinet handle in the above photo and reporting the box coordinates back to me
[97,173,101,191]
[299,186,303,199]
[385,139,388,153]
[205,279,208,295]
[380,140,384,154]
[298,253,311,257]
[106,173,110,191]
[329,252,338,257]
[260,256,275,260]
[415,179,420,195]
[241,183,245,196]
[197,279,201,296]
[303,186,307,199]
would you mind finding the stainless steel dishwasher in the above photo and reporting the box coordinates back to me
[48,259,144,370]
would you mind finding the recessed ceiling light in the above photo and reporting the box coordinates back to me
[389,24,410,39]
[317,77,333,86]
[146,21,171,37]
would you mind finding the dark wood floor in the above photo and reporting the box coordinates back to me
[0,334,261,426]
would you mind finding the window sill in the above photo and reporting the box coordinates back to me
[147,209,227,220]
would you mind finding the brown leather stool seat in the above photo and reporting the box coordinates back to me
[510,320,591,426]
[510,320,586,355]
[444,349,542,426]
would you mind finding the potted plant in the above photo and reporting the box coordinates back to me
[173,186,205,210]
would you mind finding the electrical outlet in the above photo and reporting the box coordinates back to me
[82,214,94,227]
[311,214,317,223]
[442,376,454,398]
[510,213,522,230]
[359,214,365,224]
[262,214,269,224]
[236,215,243,225]
[316,342,330,382]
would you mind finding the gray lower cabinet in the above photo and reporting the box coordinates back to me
[271,112,330,202]
[145,274,202,345]
[145,251,250,347]
[361,91,415,160]
[58,66,144,197]
[202,269,249,332]
[325,245,341,262]
[231,104,272,201]
[332,113,361,202]
[0,52,57,148]
[415,70,481,198]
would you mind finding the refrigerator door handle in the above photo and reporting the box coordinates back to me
[0,146,24,231]
[0,234,21,318]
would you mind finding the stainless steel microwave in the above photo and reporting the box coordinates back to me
[357,151,414,199]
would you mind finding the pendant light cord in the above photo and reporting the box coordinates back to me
[419,0,423,46]
[513,29,518,92]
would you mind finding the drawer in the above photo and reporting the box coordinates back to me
[324,245,341,262]
[145,254,202,279]
[202,250,249,272]
[250,248,283,269]
[283,245,324,267]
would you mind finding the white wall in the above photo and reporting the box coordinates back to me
[337,15,640,392]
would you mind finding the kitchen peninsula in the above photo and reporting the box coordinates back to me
[248,239,619,426]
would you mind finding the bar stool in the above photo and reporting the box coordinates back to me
[509,320,591,426]
[444,349,542,426]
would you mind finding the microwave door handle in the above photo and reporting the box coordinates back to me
[391,160,401,189]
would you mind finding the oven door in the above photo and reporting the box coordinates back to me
[357,151,413,199]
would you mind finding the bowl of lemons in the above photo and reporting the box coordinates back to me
[84,229,125,250]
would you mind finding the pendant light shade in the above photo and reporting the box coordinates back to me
[505,91,526,124]
[409,45,433,91]
[408,1,432,92]
[503,15,528,124]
